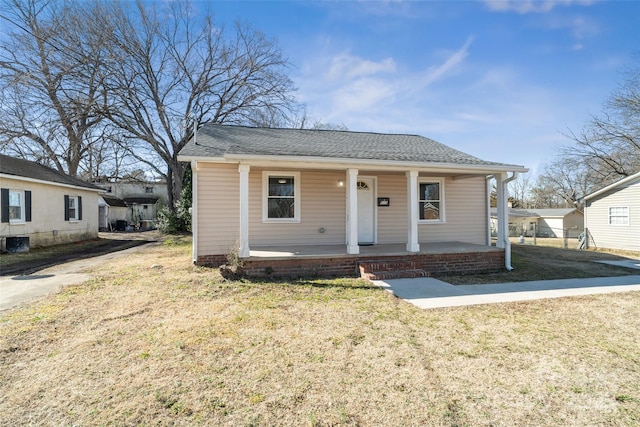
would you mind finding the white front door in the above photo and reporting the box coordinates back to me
[357,177,375,244]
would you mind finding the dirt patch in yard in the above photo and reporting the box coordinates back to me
[0,231,161,276]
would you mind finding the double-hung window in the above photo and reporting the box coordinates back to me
[262,171,300,222]
[1,188,31,224]
[65,195,82,221]
[608,206,629,225]
[9,190,25,223]
[418,178,445,223]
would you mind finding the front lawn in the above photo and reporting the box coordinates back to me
[1,240,639,426]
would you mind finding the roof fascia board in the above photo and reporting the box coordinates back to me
[583,171,640,201]
[184,154,527,174]
[0,173,103,193]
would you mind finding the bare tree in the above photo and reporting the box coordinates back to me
[562,58,640,183]
[508,173,532,208]
[92,1,299,209]
[0,0,113,177]
[531,159,592,208]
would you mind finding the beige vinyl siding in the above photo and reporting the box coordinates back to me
[377,173,408,243]
[418,176,487,244]
[250,169,346,246]
[196,163,240,255]
[0,176,99,247]
[585,180,640,251]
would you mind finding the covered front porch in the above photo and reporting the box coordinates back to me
[239,241,505,280]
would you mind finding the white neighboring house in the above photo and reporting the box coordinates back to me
[98,194,128,231]
[0,154,102,251]
[583,171,640,252]
[95,180,168,229]
[490,208,584,238]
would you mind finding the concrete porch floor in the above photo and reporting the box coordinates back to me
[249,241,501,260]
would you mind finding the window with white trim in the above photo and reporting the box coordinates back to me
[65,195,82,222]
[68,196,79,221]
[1,188,31,224]
[418,178,445,222]
[9,190,25,223]
[608,206,629,225]
[262,171,300,222]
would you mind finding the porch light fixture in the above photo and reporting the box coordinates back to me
[278,178,287,184]
[338,180,344,187]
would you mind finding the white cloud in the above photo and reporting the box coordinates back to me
[482,0,595,14]
[414,37,474,89]
[327,54,397,80]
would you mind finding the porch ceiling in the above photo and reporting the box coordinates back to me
[249,241,502,260]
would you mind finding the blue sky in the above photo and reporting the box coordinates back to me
[206,0,639,176]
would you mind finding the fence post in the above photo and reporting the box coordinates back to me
[563,228,568,249]
[533,223,537,245]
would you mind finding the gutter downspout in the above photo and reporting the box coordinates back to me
[190,160,198,264]
[502,172,519,271]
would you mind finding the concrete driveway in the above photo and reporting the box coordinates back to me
[0,243,152,312]
[375,275,640,309]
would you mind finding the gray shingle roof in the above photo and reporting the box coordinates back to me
[0,154,102,191]
[179,125,524,169]
[101,194,128,207]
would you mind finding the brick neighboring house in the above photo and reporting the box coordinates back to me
[1,154,102,251]
[178,125,527,279]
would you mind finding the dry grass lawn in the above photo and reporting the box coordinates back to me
[1,238,639,426]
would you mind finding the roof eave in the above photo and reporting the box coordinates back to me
[583,171,640,201]
[0,173,104,193]
[180,153,527,174]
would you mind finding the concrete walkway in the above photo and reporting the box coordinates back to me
[374,275,640,309]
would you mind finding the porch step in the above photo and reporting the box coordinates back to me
[358,261,428,281]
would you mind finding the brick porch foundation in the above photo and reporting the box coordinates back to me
[197,250,505,280]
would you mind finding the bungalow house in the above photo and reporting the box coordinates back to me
[0,154,102,251]
[582,171,640,252]
[490,208,584,238]
[177,125,527,279]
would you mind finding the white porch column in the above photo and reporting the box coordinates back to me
[238,164,251,258]
[495,173,507,249]
[346,168,359,254]
[406,170,420,252]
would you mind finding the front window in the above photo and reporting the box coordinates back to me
[262,171,300,222]
[609,206,629,225]
[419,178,445,222]
[145,187,153,194]
[9,190,24,223]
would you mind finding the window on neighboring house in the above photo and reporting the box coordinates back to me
[64,195,82,221]
[1,188,31,224]
[418,178,445,222]
[145,187,153,193]
[262,171,300,222]
[143,205,148,210]
[609,206,629,225]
